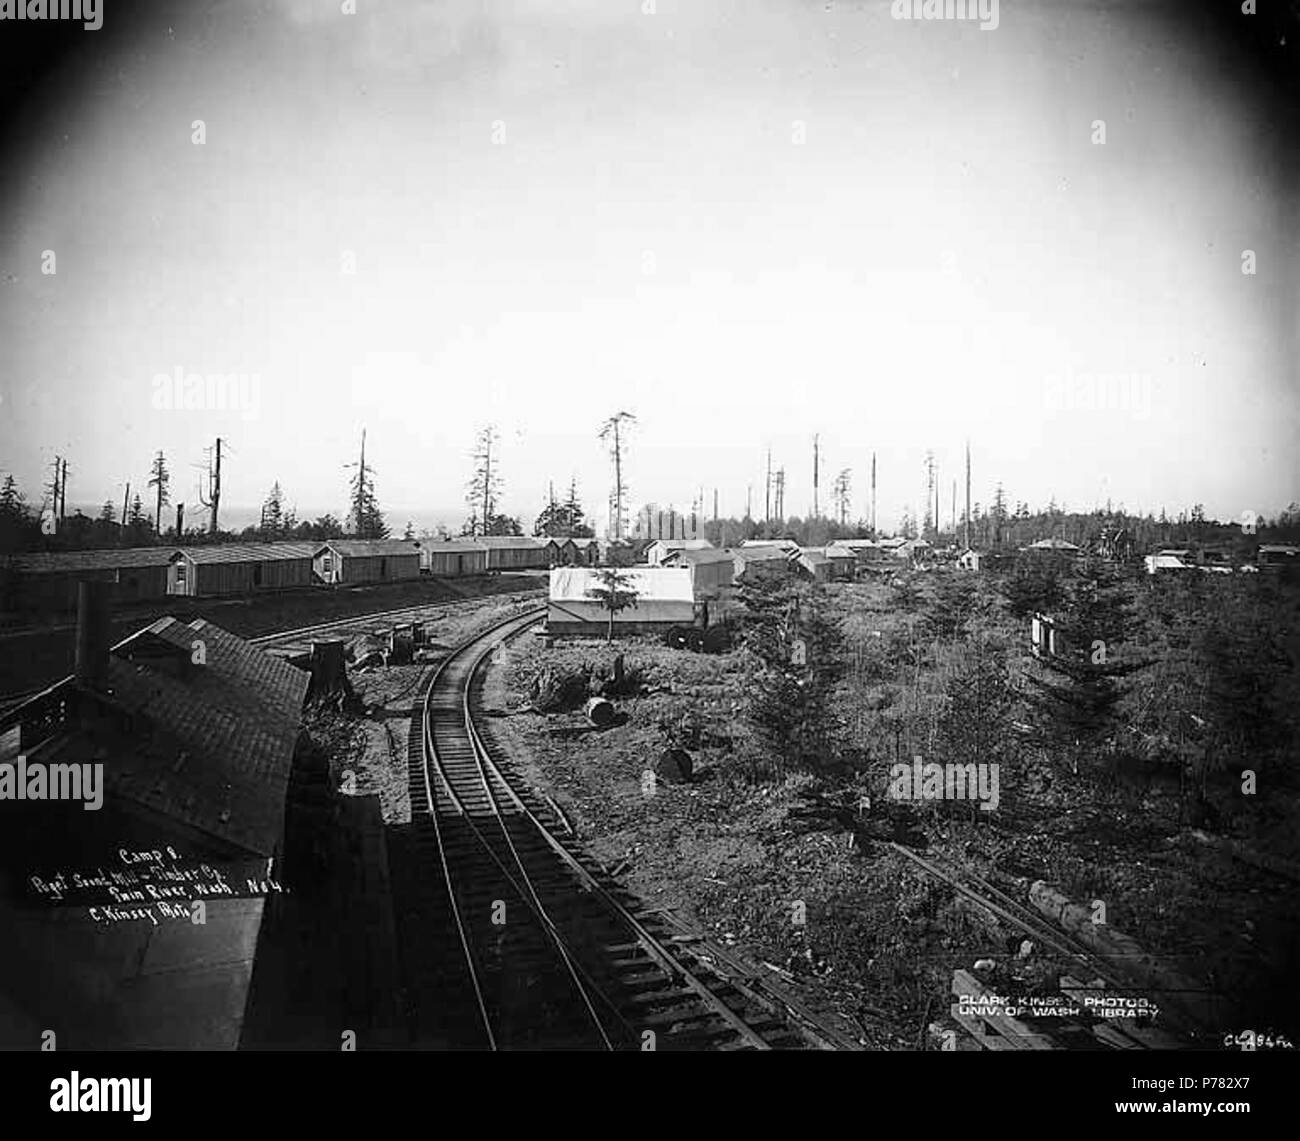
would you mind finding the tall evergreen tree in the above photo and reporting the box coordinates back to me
[147,450,170,536]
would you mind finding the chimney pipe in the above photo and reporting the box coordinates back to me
[75,580,112,690]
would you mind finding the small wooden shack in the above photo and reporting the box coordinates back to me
[662,546,736,598]
[476,536,549,571]
[168,542,317,597]
[421,539,489,577]
[645,539,714,566]
[314,540,422,586]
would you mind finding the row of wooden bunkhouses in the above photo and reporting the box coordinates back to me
[3,534,605,611]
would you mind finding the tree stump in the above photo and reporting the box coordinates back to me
[308,640,354,706]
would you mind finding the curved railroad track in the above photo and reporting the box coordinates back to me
[391,608,850,1050]
[246,587,545,651]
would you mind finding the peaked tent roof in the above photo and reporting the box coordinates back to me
[550,566,694,603]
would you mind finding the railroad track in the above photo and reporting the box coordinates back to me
[391,608,846,1050]
[247,587,545,651]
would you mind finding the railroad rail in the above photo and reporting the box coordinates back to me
[246,587,545,651]
[394,608,850,1050]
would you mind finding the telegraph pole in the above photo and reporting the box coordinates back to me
[765,448,772,524]
[871,451,877,536]
[964,439,971,550]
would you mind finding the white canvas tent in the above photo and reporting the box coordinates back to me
[547,567,695,634]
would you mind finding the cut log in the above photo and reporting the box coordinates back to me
[585,696,616,728]
[655,748,694,784]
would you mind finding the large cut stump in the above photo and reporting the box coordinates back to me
[309,639,357,709]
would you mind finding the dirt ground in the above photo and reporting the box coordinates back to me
[335,594,545,827]
[478,610,1300,1049]
[308,577,1300,1049]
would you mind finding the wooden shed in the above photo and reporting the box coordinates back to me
[815,545,858,581]
[4,547,174,612]
[733,545,794,582]
[168,543,317,597]
[645,539,714,566]
[794,549,833,582]
[567,538,601,566]
[314,540,422,586]
[477,536,549,571]
[542,538,570,566]
[662,546,736,598]
[422,539,489,577]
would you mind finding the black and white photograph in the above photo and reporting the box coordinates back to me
[0,0,1297,1118]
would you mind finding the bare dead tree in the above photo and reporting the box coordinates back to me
[465,424,502,537]
[198,437,223,534]
[599,411,636,540]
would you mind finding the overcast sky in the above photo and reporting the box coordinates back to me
[1,0,1296,533]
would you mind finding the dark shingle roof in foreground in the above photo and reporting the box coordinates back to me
[78,617,309,856]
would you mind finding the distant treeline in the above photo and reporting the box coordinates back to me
[2,465,1298,557]
[695,500,1300,554]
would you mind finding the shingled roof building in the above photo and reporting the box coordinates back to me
[0,605,316,1049]
[7,614,308,858]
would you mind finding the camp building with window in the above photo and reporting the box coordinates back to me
[167,542,317,597]
[313,540,422,585]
